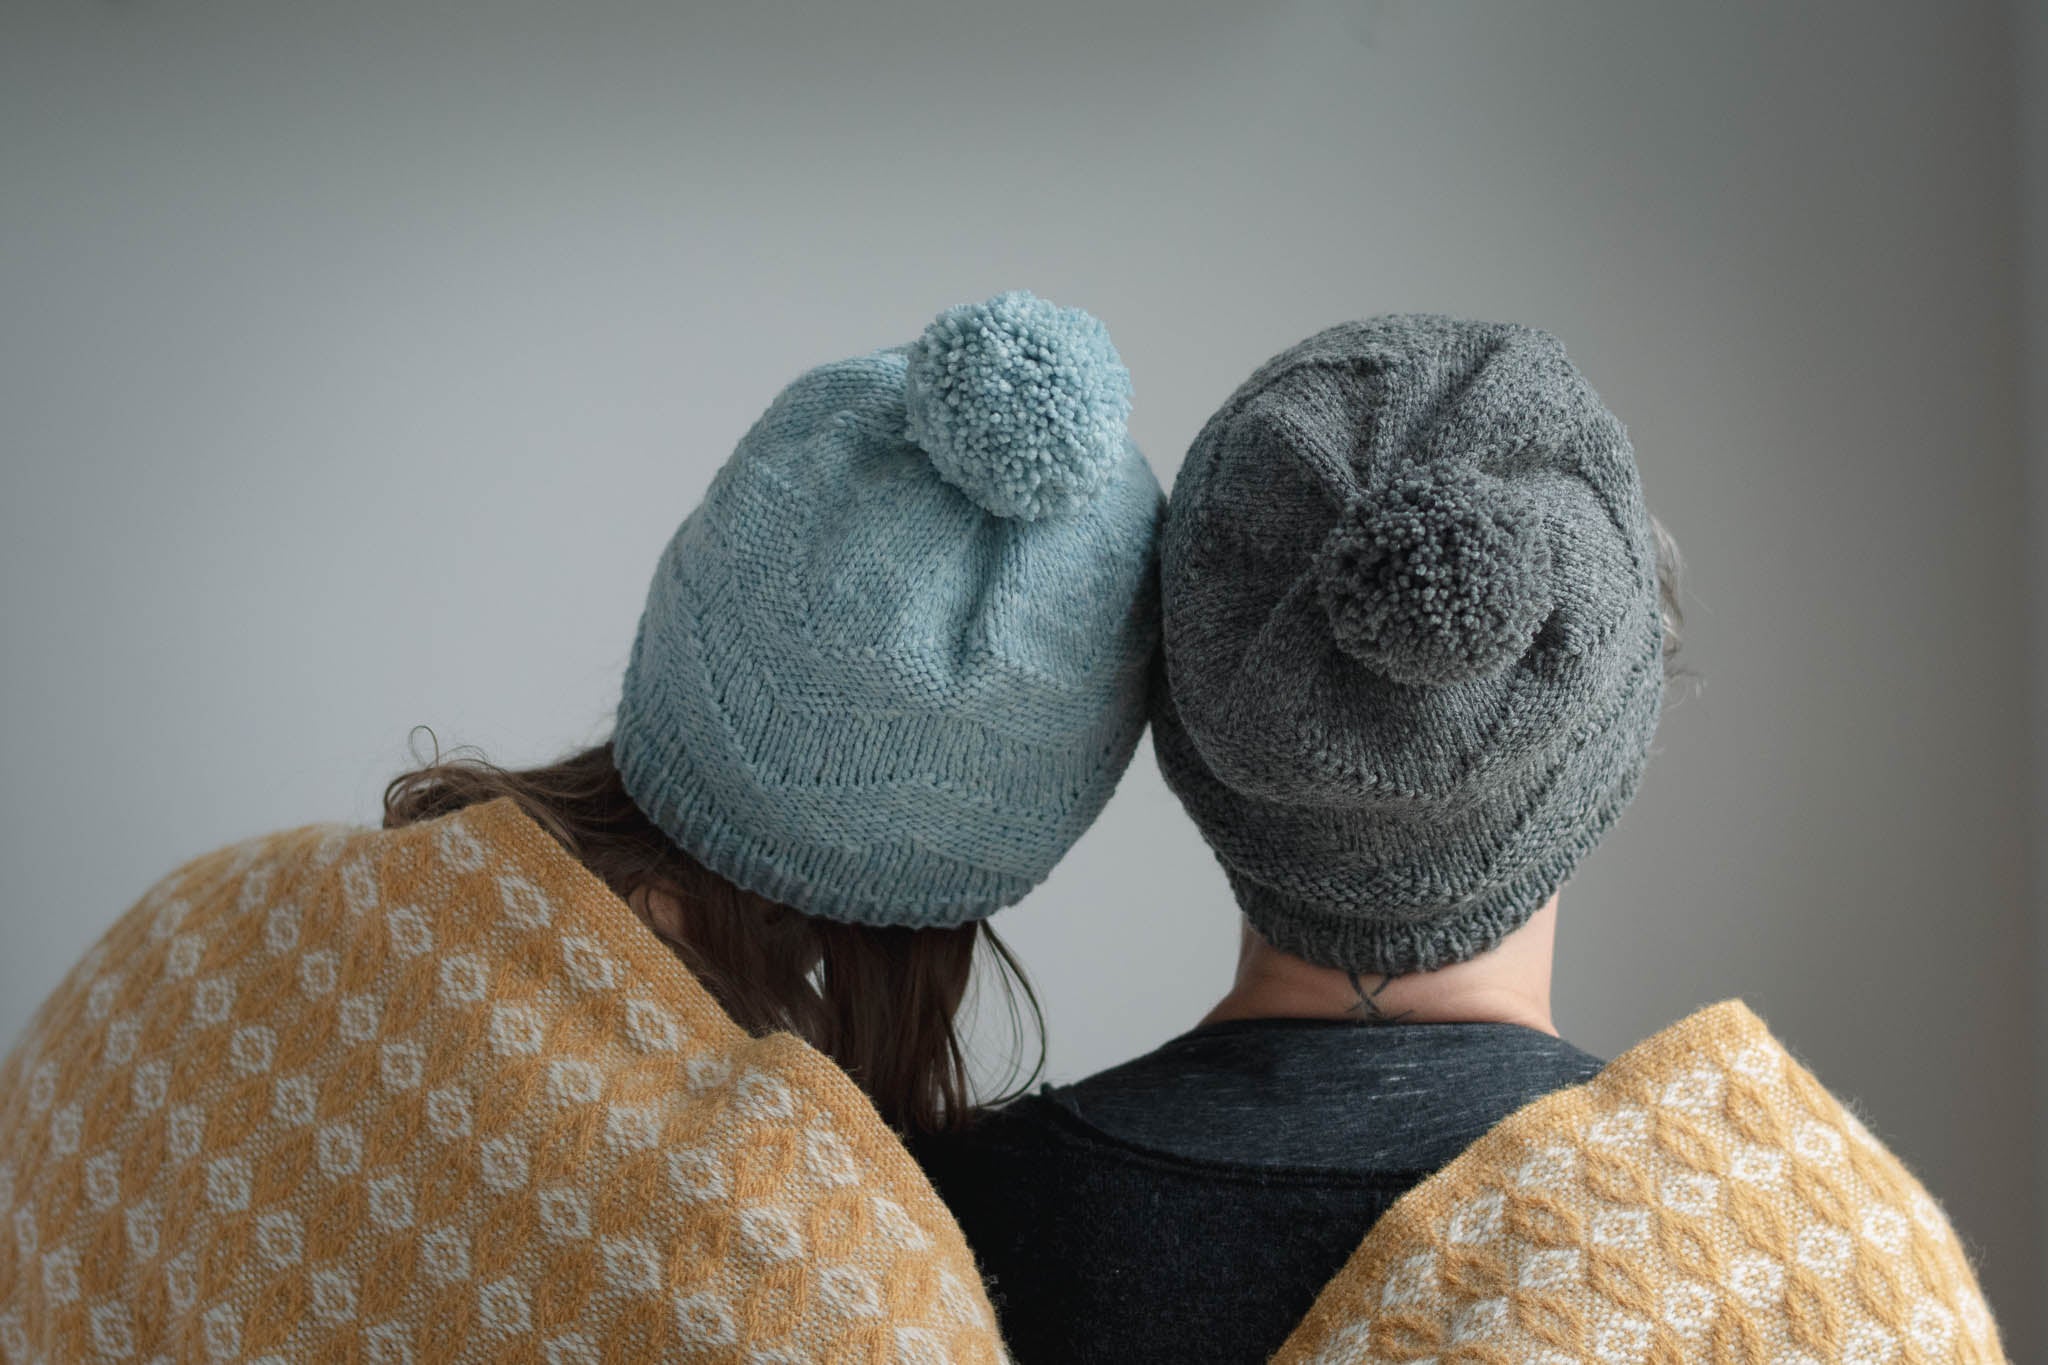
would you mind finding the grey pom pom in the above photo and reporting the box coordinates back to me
[1314,465,1552,686]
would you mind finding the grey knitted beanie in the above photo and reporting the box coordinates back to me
[1153,315,1664,975]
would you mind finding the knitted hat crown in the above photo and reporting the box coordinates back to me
[616,292,1162,927]
[1154,315,1663,974]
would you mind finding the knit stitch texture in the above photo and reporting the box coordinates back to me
[1154,315,1664,974]
[1270,1000,2006,1364]
[616,291,1162,928]
[0,802,1007,1363]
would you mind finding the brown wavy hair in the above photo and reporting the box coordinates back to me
[383,739,1041,1134]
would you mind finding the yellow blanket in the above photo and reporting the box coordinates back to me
[0,797,2007,1363]
[0,799,1004,1363]
[1273,1000,2006,1364]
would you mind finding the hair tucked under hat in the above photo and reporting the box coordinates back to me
[1154,314,1664,975]
[615,291,1163,928]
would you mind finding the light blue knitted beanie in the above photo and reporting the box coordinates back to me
[615,291,1163,928]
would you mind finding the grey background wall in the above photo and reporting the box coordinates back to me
[5,0,2043,1352]
[2020,0,2048,1336]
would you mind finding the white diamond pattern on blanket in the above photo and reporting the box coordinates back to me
[298,948,338,997]
[537,1187,591,1240]
[386,905,434,956]
[1268,1001,2006,1365]
[380,1040,425,1091]
[88,1301,135,1359]
[367,1173,415,1231]
[337,994,380,1044]
[623,998,681,1052]
[543,1332,599,1365]
[230,1024,275,1075]
[316,1122,363,1178]
[426,1086,472,1141]
[0,809,1039,1363]
[274,1073,316,1127]
[311,1267,356,1322]
[438,954,488,1006]
[256,1210,303,1269]
[420,1225,470,1283]
[599,1235,662,1295]
[478,1278,532,1336]
[84,1152,120,1211]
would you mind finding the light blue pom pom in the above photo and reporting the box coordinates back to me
[904,290,1133,520]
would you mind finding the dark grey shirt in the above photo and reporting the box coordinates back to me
[913,1018,1602,1365]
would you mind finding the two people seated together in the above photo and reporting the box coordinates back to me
[0,294,2005,1363]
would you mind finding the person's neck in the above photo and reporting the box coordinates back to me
[1200,896,1561,1035]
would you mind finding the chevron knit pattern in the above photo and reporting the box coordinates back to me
[615,292,1162,929]
[0,800,1005,1364]
[1270,1001,2005,1365]
[1155,315,1665,976]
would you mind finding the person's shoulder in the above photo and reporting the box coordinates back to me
[913,1090,1078,1165]
[1270,1001,2009,1365]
